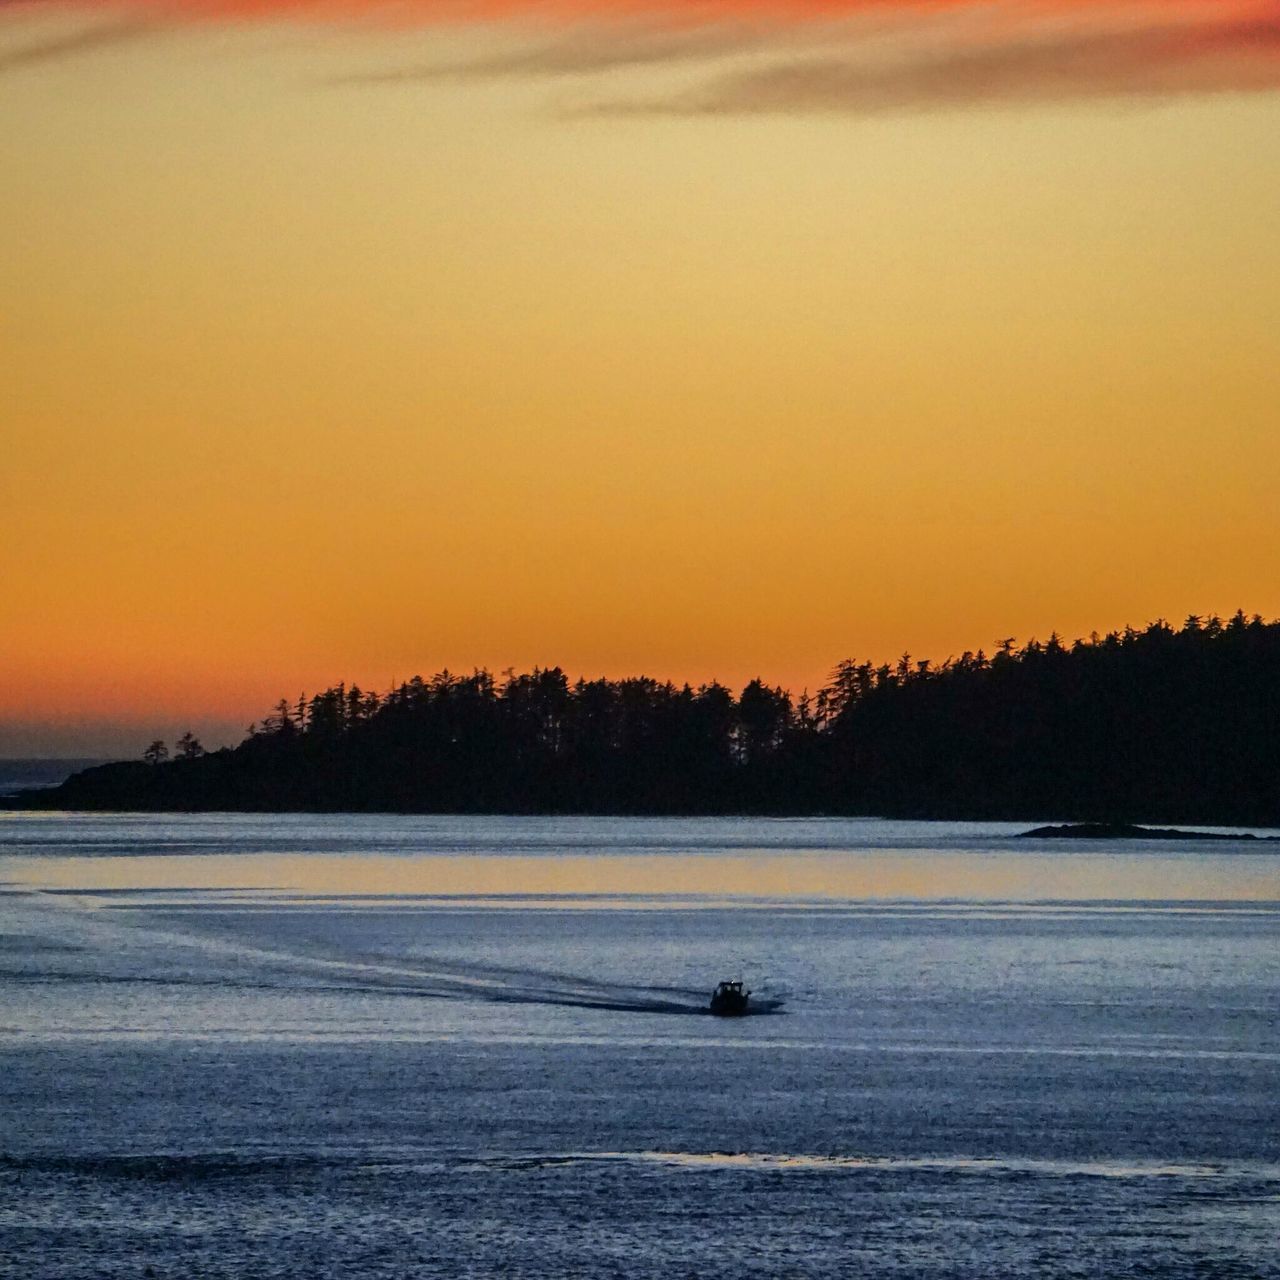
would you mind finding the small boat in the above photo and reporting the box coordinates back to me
[709,979,750,1016]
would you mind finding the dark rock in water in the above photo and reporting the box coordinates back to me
[1020,822,1267,841]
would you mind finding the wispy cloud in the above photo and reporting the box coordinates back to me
[0,14,152,75]
[5,1,1279,112]
[573,8,1280,116]
[327,21,765,87]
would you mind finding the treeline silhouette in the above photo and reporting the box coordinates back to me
[19,612,1280,823]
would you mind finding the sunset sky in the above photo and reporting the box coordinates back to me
[3,0,1279,755]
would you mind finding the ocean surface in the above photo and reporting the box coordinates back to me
[0,760,110,797]
[2,813,1278,1278]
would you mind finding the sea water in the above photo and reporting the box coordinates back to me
[2,813,1278,1278]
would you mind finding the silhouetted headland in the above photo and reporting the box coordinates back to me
[7,612,1280,825]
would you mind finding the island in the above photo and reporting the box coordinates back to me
[7,613,1280,823]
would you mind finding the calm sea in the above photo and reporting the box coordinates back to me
[2,813,1278,1278]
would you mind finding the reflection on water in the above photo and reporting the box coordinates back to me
[4,849,1278,903]
[492,1151,1276,1180]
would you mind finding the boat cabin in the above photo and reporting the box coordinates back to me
[709,979,750,1016]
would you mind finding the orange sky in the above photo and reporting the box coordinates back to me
[2,1,1279,754]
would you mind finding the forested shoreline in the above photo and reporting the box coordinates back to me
[10,613,1280,824]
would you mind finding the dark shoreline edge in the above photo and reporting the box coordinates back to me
[1,789,1277,840]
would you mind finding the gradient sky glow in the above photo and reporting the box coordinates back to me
[3,1,1279,754]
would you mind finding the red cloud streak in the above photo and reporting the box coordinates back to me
[6,1,1273,25]
[6,1,1279,109]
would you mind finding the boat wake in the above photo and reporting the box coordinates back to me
[7,890,787,1019]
